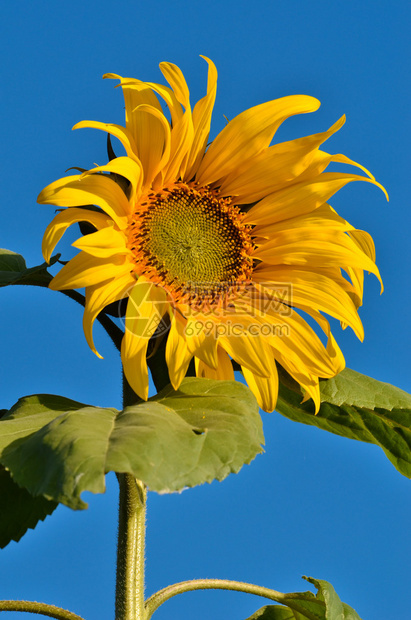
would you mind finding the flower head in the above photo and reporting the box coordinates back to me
[38,57,387,412]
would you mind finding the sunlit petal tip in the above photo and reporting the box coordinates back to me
[103,73,121,81]
[83,313,104,359]
[367,177,388,200]
[199,55,218,75]
[84,329,104,360]
[89,346,103,360]
[301,386,321,414]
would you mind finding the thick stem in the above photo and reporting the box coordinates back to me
[115,374,147,620]
[115,475,146,620]
[144,579,324,620]
[0,600,85,620]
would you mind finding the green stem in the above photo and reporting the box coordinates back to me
[144,579,324,620]
[115,374,147,620]
[18,276,124,353]
[115,475,146,620]
[0,600,85,620]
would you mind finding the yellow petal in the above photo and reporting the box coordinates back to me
[38,174,130,230]
[102,76,171,187]
[184,316,218,368]
[38,173,81,201]
[136,66,194,184]
[253,267,364,340]
[136,80,184,125]
[81,157,144,202]
[253,228,382,286]
[195,346,234,381]
[196,95,320,186]
[276,353,322,412]
[242,354,278,413]
[42,207,112,264]
[72,226,130,258]
[296,150,380,185]
[121,280,168,400]
[284,301,346,377]
[49,252,131,290]
[159,62,191,109]
[121,332,150,401]
[219,115,346,202]
[83,273,135,357]
[73,120,138,160]
[218,317,272,378]
[239,299,342,379]
[165,311,193,390]
[131,104,171,189]
[185,56,218,180]
[252,203,353,238]
[103,73,163,133]
[311,313,346,376]
[215,346,235,380]
[244,172,387,226]
[341,229,382,317]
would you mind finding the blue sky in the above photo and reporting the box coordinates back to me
[0,0,410,618]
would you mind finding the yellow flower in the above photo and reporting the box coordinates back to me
[38,57,387,412]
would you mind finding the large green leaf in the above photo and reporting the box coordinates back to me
[0,248,59,288]
[0,466,57,549]
[244,576,362,620]
[0,378,263,509]
[276,368,411,479]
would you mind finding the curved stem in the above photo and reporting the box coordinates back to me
[0,600,85,620]
[15,276,124,353]
[144,579,323,620]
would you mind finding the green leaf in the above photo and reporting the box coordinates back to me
[276,367,411,479]
[0,378,263,509]
[0,248,59,288]
[244,576,362,620]
[303,577,362,620]
[0,466,57,549]
[245,605,296,619]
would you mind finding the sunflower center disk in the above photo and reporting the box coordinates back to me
[130,183,253,306]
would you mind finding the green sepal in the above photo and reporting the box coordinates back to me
[276,367,411,479]
[0,248,60,288]
[0,466,57,549]
[245,576,362,620]
[0,378,263,510]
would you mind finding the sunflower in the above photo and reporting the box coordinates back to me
[38,57,387,412]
